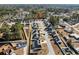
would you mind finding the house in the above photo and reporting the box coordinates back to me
[64,26,72,33]
[32,40,41,51]
[69,33,79,40]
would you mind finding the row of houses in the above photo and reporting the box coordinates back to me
[31,22,41,52]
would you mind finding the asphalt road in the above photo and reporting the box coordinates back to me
[45,30,55,55]
[0,40,26,43]
[36,20,55,55]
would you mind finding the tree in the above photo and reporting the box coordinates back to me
[49,16,59,26]
[67,39,72,45]
[63,17,71,22]
[1,22,10,32]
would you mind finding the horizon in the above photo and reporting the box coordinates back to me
[0,4,79,9]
